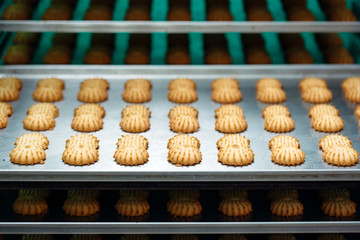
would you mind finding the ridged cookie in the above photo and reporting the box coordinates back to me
[271,147,305,166]
[115,198,150,217]
[264,116,295,133]
[168,134,200,150]
[322,146,359,166]
[33,86,63,102]
[37,78,65,90]
[114,146,149,166]
[74,104,105,118]
[120,115,150,133]
[169,105,198,119]
[167,198,202,217]
[169,78,196,90]
[125,78,151,90]
[215,105,244,119]
[215,115,248,133]
[217,134,250,149]
[257,88,286,103]
[62,146,99,166]
[27,103,58,118]
[218,146,254,166]
[262,105,290,118]
[122,87,152,103]
[256,78,282,91]
[211,78,239,90]
[301,87,333,103]
[10,146,46,165]
[122,105,150,118]
[71,114,103,132]
[168,146,202,166]
[78,88,108,103]
[321,196,357,217]
[299,77,327,91]
[212,88,242,104]
[269,135,300,151]
[309,104,339,118]
[0,102,13,116]
[117,135,148,150]
[218,198,253,217]
[168,88,198,103]
[270,197,304,217]
[23,114,55,131]
[311,114,344,132]
[170,115,199,133]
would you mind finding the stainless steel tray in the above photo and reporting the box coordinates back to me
[1,21,360,33]
[0,65,360,182]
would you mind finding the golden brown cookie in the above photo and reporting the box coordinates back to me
[62,146,99,166]
[218,146,254,166]
[71,114,103,132]
[322,146,359,166]
[212,88,242,104]
[264,115,295,133]
[0,115,8,129]
[0,87,20,102]
[170,115,199,133]
[10,145,46,165]
[218,198,253,216]
[257,88,286,104]
[321,196,357,217]
[168,146,202,166]
[262,105,290,118]
[33,86,63,102]
[319,134,352,152]
[78,88,108,103]
[27,103,58,118]
[169,105,198,119]
[122,105,150,118]
[167,198,202,217]
[299,77,327,91]
[344,88,360,103]
[0,102,13,116]
[41,3,72,20]
[114,146,149,166]
[256,78,282,91]
[211,78,239,90]
[15,132,49,149]
[120,114,150,133]
[309,104,339,118]
[115,198,150,217]
[270,197,304,217]
[169,78,196,90]
[168,88,198,103]
[269,135,300,151]
[271,147,305,166]
[125,79,151,90]
[215,115,248,133]
[63,196,100,217]
[23,114,55,131]
[74,104,105,118]
[311,114,344,132]
[0,77,22,90]
[13,194,48,216]
[301,87,333,103]
[66,134,99,149]
[355,105,360,119]
[168,134,200,150]
[217,134,250,149]
[122,87,152,103]
[342,76,360,92]
[116,135,148,150]
[215,105,244,119]
[82,78,109,90]
[37,78,65,90]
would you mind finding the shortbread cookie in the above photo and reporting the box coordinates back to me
[74,104,105,118]
[71,114,103,132]
[212,88,242,104]
[27,103,58,118]
[168,88,198,103]
[0,102,13,116]
[168,134,200,150]
[13,194,48,216]
[271,147,305,166]
[63,197,100,217]
[0,77,22,90]
[169,78,196,90]
[168,146,202,166]
[322,146,359,166]
[342,76,360,92]
[211,78,239,90]
[311,114,344,132]
[117,135,148,150]
[319,134,352,152]
[257,88,286,103]
[309,104,339,118]
[0,115,8,129]
[344,88,360,103]
[170,115,199,133]
[321,196,357,217]
[169,105,198,119]
[167,198,202,217]
[115,198,150,217]
[125,79,151,90]
[262,105,290,118]
[81,78,109,90]
[0,87,20,101]
[122,105,150,118]
[23,114,55,131]
[15,132,49,149]
[270,197,304,217]
[299,77,327,91]
[122,87,152,103]
[37,78,65,90]
[62,146,99,166]
[218,146,254,166]
[10,146,46,165]
[256,78,282,91]
[269,135,300,150]
[218,198,253,217]
[33,86,63,102]
[355,106,360,119]
[114,146,149,166]
[170,235,199,240]
[78,88,108,103]
[317,234,347,240]
[265,116,295,133]
[268,234,296,240]
[66,134,99,149]
[215,105,244,119]
[215,115,248,133]
[217,134,250,149]
[120,115,150,133]
[301,87,332,103]
[267,189,300,201]
[218,235,248,240]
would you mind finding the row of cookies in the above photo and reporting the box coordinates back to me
[10,189,357,218]
[10,234,354,240]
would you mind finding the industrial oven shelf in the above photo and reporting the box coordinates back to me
[1,21,360,33]
[1,65,360,183]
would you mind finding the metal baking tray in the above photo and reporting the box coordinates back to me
[1,21,360,33]
[0,189,359,234]
[0,65,360,182]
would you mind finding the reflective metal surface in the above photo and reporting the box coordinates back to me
[0,66,360,182]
